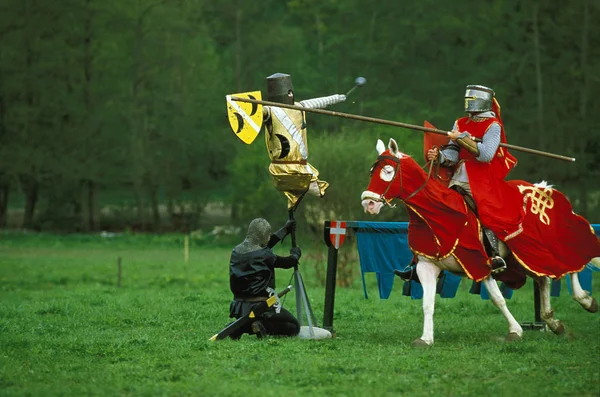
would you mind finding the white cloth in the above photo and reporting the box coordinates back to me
[297,326,332,340]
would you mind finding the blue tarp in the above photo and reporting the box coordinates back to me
[355,221,463,300]
[355,222,411,299]
[354,221,599,300]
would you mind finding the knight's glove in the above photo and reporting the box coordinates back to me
[284,219,296,234]
[455,132,480,156]
[299,94,346,109]
[274,220,296,240]
[290,246,302,261]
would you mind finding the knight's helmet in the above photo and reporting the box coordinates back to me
[464,85,495,113]
[266,73,294,105]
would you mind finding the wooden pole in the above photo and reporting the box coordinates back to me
[117,257,122,288]
[184,235,189,263]
[231,96,576,162]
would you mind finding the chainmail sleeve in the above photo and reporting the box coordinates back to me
[473,122,501,162]
[439,121,460,165]
[299,94,346,109]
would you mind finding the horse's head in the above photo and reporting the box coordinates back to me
[361,138,404,214]
[361,138,426,215]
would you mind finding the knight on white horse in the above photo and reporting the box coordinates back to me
[361,137,600,346]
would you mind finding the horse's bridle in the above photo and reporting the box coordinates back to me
[370,154,436,207]
[370,155,402,208]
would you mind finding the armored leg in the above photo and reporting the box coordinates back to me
[483,228,506,274]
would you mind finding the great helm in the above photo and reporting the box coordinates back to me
[266,73,294,105]
[464,85,495,113]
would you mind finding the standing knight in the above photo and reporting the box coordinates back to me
[263,73,347,209]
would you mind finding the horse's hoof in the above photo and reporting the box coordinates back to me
[586,298,598,313]
[551,322,566,335]
[411,338,432,348]
[505,332,522,342]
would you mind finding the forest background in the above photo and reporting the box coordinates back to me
[0,0,598,240]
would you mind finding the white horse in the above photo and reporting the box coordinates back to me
[361,138,599,346]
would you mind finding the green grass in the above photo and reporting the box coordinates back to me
[0,232,599,397]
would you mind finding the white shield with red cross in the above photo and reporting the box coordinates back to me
[329,221,347,249]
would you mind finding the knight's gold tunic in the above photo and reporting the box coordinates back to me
[265,103,328,209]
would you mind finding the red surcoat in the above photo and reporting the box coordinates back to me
[455,116,523,240]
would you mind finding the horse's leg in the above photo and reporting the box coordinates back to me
[535,276,565,335]
[413,257,441,347]
[481,276,523,341]
[570,269,598,313]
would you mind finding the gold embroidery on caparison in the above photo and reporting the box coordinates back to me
[451,253,480,281]
[518,185,555,225]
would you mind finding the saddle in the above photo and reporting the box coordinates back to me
[450,185,478,216]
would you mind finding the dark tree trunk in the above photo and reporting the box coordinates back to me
[81,179,96,231]
[0,180,9,228]
[87,180,96,230]
[22,178,38,229]
[149,184,160,229]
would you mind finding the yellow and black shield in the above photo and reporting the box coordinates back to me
[226,91,263,144]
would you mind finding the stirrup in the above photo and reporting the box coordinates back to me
[394,265,418,282]
[490,256,507,274]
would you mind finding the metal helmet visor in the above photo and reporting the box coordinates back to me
[464,85,494,113]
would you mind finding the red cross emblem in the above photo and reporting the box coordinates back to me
[329,221,347,249]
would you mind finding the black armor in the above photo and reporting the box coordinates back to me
[483,228,507,274]
[227,218,301,338]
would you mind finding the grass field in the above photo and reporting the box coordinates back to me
[1,232,599,397]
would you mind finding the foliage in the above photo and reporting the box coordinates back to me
[1,0,599,231]
[0,234,599,396]
[227,139,288,226]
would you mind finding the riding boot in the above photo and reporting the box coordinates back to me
[483,228,506,274]
[394,264,420,284]
[251,320,268,338]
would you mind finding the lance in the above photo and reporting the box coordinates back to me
[230,96,575,162]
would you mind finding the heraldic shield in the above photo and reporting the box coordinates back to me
[226,91,263,144]
[328,221,347,249]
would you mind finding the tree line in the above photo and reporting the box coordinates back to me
[0,0,598,232]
